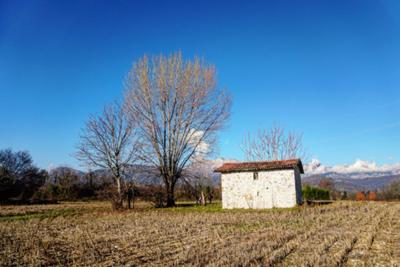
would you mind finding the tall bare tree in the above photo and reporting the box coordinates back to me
[76,102,140,210]
[124,53,231,207]
[241,125,307,161]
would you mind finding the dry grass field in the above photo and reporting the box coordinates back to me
[1,201,399,266]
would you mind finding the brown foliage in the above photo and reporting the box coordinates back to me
[367,191,377,201]
[355,191,367,201]
[355,191,377,201]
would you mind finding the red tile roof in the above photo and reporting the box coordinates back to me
[214,159,304,174]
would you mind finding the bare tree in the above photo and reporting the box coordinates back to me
[76,102,140,210]
[241,125,307,161]
[124,53,231,207]
[183,161,215,206]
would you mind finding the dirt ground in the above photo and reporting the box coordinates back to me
[0,201,399,266]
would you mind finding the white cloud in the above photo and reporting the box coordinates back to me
[188,130,210,160]
[305,158,400,178]
[47,162,56,172]
[186,157,239,184]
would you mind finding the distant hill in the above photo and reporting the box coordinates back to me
[302,158,400,192]
[302,174,400,192]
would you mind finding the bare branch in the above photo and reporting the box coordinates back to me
[75,102,140,209]
[241,125,307,161]
[124,53,231,206]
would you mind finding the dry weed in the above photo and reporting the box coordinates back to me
[0,201,399,266]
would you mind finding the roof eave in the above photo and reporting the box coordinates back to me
[214,159,305,174]
[215,166,299,174]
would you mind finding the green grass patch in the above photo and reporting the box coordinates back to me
[164,202,223,213]
[0,208,78,222]
[162,201,301,213]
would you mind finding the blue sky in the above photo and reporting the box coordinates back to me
[0,0,399,169]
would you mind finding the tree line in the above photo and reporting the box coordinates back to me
[0,149,47,203]
[0,148,221,206]
[302,177,400,201]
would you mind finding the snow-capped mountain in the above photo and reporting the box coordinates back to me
[304,159,400,179]
[303,159,400,192]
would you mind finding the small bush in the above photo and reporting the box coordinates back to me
[302,184,330,200]
[367,191,377,201]
[355,191,366,201]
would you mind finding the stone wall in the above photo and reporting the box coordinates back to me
[221,169,301,209]
[294,166,303,205]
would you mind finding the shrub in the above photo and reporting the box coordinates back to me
[367,191,377,201]
[355,191,366,201]
[302,184,330,200]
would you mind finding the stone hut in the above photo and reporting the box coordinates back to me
[215,159,304,209]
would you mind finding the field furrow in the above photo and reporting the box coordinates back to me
[0,201,399,266]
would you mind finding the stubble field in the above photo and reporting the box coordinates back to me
[0,201,399,266]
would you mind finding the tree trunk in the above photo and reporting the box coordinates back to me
[166,184,176,207]
[112,177,123,210]
[199,191,206,206]
[127,188,133,209]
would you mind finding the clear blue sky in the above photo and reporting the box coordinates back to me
[1,0,399,169]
